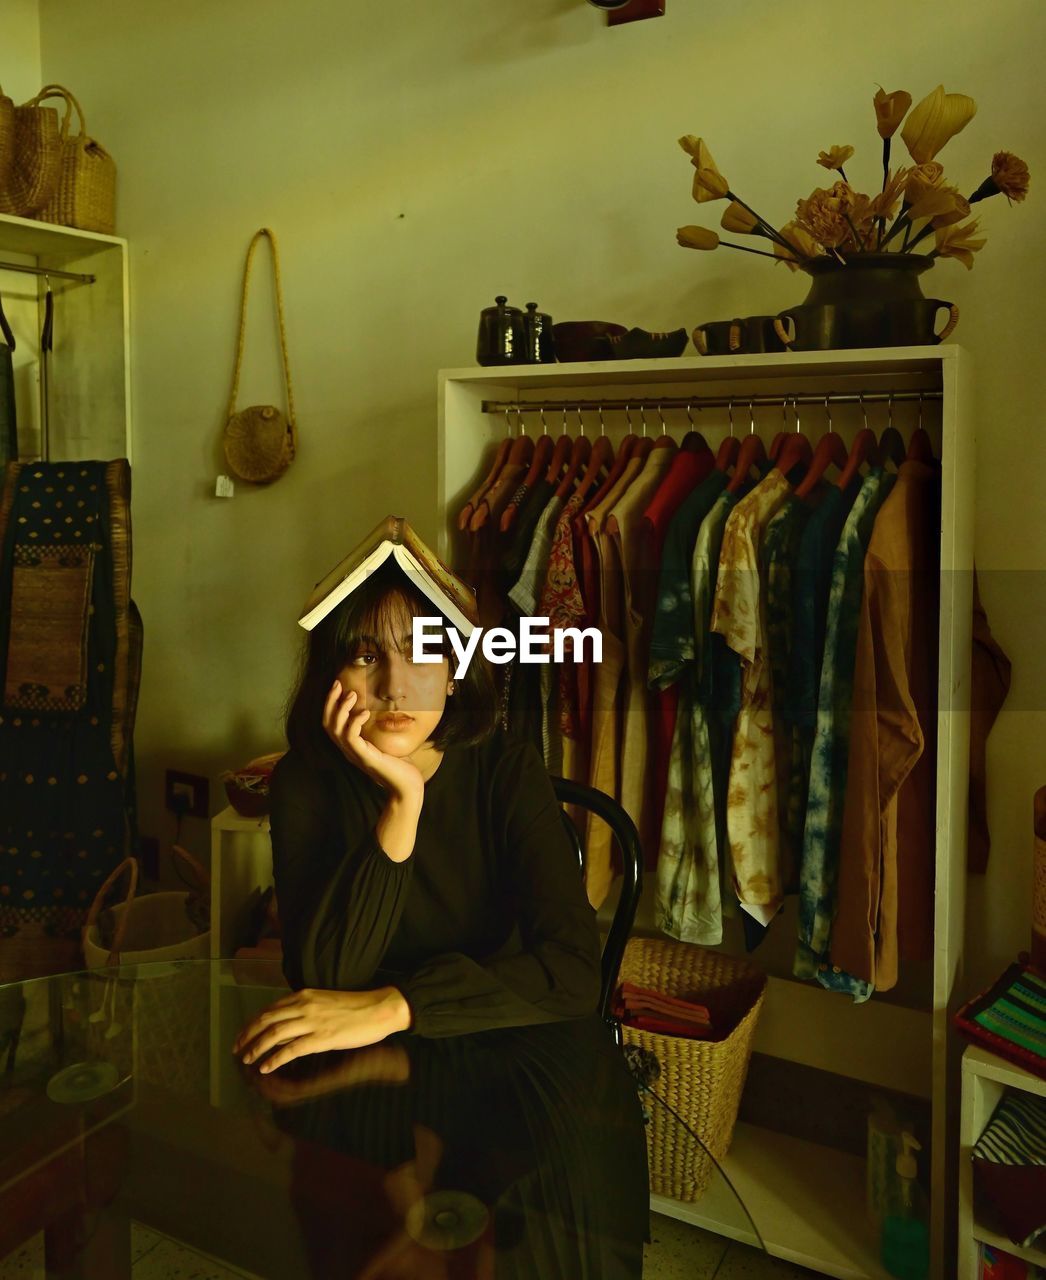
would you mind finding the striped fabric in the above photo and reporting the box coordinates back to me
[973,967,1046,1061]
[973,1090,1046,1166]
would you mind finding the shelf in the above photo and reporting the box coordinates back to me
[211,805,271,834]
[962,1043,1046,1100]
[0,210,126,261]
[439,346,958,390]
[972,1217,1046,1269]
[653,1121,889,1279]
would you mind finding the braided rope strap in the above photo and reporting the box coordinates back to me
[223,227,298,484]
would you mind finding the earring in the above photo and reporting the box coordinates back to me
[447,681,455,695]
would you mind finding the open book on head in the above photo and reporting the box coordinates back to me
[298,515,479,635]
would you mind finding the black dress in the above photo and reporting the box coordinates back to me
[269,729,649,1277]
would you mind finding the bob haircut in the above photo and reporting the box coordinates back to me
[285,558,499,765]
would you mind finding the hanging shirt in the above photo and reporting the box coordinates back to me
[641,447,716,864]
[651,475,731,945]
[761,490,819,890]
[829,460,940,992]
[607,447,678,862]
[793,467,895,999]
[710,468,792,925]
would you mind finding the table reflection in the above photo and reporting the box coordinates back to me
[0,959,762,1278]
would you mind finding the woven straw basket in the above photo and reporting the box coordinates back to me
[0,87,62,216]
[82,850,211,1097]
[619,938,766,1202]
[29,85,116,234]
[0,87,14,189]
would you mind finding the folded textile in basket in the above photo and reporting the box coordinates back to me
[972,1088,1046,1250]
[954,961,1046,1081]
[612,981,713,1038]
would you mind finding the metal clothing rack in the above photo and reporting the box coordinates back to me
[0,260,96,285]
[480,388,943,418]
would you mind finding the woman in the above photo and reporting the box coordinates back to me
[233,558,649,1276]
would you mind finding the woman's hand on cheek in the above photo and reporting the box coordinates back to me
[232,986,412,1074]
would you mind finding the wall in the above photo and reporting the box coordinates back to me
[5,0,41,100]
[36,0,1045,994]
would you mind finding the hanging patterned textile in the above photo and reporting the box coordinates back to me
[0,459,141,980]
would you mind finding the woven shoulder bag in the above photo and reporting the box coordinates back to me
[222,228,298,485]
[31,84,116,234]
[0,84,64,216]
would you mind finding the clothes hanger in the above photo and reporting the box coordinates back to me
[680,401,708,453]
[727,399,768,494]
[543,407,577,486]
[552,409,593,502]
[459,406,515,530]
[877,392,906,471]
[715,397,740,472]
[837,392,882,490]
[630,403,655,463]
[774,395,812,477]
[580,402,638,515]
[651,401,678,451]
[795,394,849,500]
[501,407,558,531]
[568,404,617,504]
[906,391,935,462]
[470,409,534,530]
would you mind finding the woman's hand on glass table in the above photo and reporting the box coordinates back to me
[232,985,412,1072]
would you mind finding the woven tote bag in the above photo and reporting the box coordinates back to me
[0,87,14,191]
[222,228,298,484]
[0,87,64,216]
[30,85,116,234]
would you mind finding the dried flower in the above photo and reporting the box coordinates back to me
[818,145,855,172]
[677,225,720,250]
[680,135,730,203]
[773,220,820,269]
[908,182,966,224]
[721,201,760,234]
[933,218,986,269]
[795,182,856,249]
[931,194,971,229]
[901,85,976,164]
[906,161,946,191]
[874,88,912,139]
[969,150,1031,205]
[869,167,909,221]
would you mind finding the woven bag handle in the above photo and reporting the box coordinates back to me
[227,228,296,430]
[83,856,139,967]
[172,843,211,891]
[21,84,75,141]
[33,84,87,143]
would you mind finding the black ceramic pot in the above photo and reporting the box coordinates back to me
[773,253,960,351]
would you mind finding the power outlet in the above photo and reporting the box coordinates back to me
[165,769,209,819]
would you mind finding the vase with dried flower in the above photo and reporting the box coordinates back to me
[676,86,1030,351]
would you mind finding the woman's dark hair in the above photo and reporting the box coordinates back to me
[285,559,499,765]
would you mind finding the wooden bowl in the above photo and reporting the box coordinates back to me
[552,321,628,362]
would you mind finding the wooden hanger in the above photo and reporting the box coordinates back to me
[795,396,849,500]
[681,401,709,453]
[769,432,789,462]
[836,394,882,490]
[501,409,558,532]
[554,432,593,502]
[775,394,812,478]
[570,427,614,505]
[581,404,639,515]
[470,429,533,531]
[651,404,678,452]
[907,395,935,463]
[459,408,515,530]
[715,398,741,472]
[727,401,769,495]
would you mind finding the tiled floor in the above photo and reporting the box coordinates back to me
[1,1215,821,1278]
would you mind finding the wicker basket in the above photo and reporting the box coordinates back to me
[0,87,14,189]
[0,89,63,216]
[619,938,766,1202]
[29,85,116,234]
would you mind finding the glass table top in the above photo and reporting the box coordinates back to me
[0,959,764,1277]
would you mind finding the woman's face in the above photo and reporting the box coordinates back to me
[335,590,453,758]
